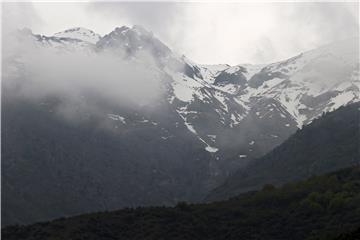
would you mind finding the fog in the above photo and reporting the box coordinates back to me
[2,29,166,122]
[4,2,357,65]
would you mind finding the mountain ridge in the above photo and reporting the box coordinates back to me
[53,27,101,44]
[207,102,360,201]
[2,25,359,226]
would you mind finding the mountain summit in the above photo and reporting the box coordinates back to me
[2,25,359,226]
[53,27,101,44]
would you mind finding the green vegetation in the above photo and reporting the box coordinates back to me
[3,166,360,240]
[208,103,360,201]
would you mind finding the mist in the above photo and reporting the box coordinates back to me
[3,2,358,65]
[2,29,165,123]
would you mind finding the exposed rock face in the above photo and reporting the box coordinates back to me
[2,26,359,226]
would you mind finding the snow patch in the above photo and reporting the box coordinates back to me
[107,114,126,124]
[206,146,219,153]
[176,108,218,153]
[327,91,356,111]
[54,27,101,44]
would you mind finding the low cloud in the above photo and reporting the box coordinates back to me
[86,2,359,65]
[3,30,164,123]
[3,2,358,65]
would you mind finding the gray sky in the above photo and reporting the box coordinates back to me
[2,1,359,65]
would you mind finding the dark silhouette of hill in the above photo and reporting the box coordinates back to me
[208,103,360,201]
[3,166,360,240]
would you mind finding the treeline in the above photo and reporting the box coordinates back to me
[3,166,360,240]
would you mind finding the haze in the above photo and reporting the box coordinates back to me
[2,1,359,65]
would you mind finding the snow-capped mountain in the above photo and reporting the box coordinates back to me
[8,25,360,168]
[11,28,95,53]
[96,25,171,57]
[2,25,359,226]
[54,27,101,44]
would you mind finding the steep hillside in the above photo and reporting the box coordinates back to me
[2,25,359,226]
[208,103,360,201]
[3,166,360,240]
[2,90,216,226]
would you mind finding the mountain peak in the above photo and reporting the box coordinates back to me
[97,25,171,59]
[132,25,152,36]
[53,27,101,44]
[113,26,130,34]
[110,25,152,37]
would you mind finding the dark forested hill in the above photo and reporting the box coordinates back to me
[3,166,360,240]
[3,27,359,227]
[333,228,360,240]
[1,95,215,226]
[207,103,360,201]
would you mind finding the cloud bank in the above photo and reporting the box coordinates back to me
[86,2,359,65]
[2,2,358,65]
[2,29,164,124]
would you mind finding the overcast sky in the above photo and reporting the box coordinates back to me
[2,1,359,65]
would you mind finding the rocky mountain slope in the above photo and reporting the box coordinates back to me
[2,25,359,226]
[207,103,360,201]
